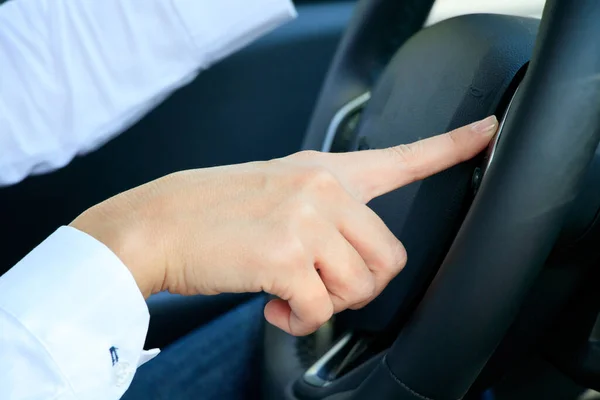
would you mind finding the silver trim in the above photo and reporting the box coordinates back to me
[303,332,353,387]
[321,92,371,152]
[481,86,520,180]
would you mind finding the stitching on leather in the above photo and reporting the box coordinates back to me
[383,355,435,400]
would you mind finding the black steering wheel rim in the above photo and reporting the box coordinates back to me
[263,1,600,399]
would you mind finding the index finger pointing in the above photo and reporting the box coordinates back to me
[330,115,498,202]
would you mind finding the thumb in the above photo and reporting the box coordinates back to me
[327,115,498,202]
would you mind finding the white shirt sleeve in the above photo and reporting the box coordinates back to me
[0,1,296,399]
[0,0,296,186]
[0,226,155,400]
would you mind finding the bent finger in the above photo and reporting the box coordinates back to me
[264,267,333,336]
[310,225,375,312]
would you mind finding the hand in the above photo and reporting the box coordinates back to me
[70,116,498,336]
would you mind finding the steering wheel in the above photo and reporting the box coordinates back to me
[263,0,600,399]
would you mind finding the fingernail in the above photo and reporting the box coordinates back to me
[470,115,498,136]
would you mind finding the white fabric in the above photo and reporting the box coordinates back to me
[0,0,296,186]
[0,0,296,399]
[0,227,154,400]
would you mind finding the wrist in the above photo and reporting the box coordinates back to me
[69,200,166,299]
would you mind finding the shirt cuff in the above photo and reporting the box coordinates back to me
[171,0,297,67]
[0,226,157,398]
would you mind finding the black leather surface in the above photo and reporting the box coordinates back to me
[363,0,600,398]
[351,358,431,400]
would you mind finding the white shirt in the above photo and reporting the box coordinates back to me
[0,1,295,399]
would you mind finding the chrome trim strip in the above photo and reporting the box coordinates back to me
[303,332,354,387]
[321,92,371,152]
[481,86,520,180]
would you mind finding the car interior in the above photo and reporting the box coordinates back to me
[3,0,600,399]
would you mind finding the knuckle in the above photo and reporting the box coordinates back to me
[268,233,306,270]
[376,241,408,276]
[353,276,376,303]
[285,237,307,267]
[298,166,341,194]
[288,200,319,224]
[311,302,334,327]
[293,150,322,161]
[389,142,422,164]
[445,131,469,162]
[391,241,408,272]
[446,130,461,146]
[298,289,333,331]
[346,279,376,310]
[335,273,375,306]
[388,142,424,180]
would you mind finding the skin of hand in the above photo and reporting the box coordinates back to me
[70,115,498,336]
